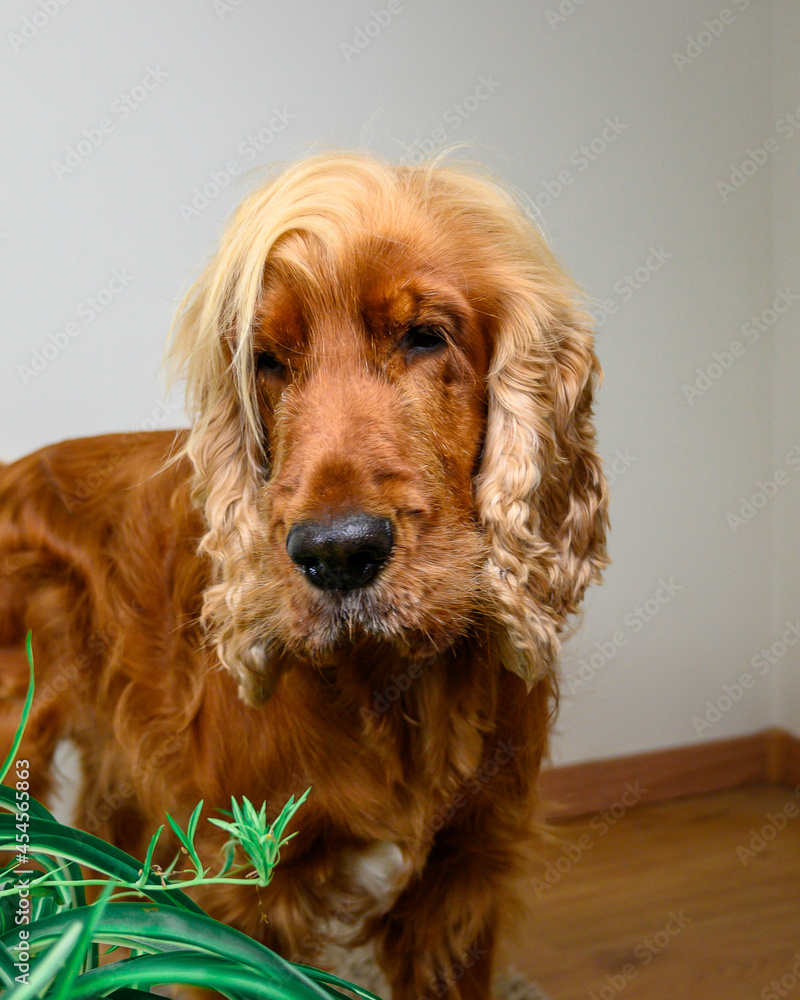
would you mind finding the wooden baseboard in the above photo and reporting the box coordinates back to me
[768,728,800,785]
[540,727,800,820]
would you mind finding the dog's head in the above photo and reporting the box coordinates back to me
[170,152,608,703]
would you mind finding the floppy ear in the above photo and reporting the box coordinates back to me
[167,222,281,706]
[475,287,609,687]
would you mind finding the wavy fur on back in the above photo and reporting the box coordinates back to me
[1,150,607,1000]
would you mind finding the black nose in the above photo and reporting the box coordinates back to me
[286,514,394,591]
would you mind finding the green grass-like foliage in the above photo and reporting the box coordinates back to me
[0,632,382,1000]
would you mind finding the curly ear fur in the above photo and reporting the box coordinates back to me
[476,277,608,687]
[167,184,285,702]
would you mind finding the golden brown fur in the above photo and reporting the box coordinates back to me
[0,151,607,1000]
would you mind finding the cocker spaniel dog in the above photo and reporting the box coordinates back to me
[0,151,607,1000]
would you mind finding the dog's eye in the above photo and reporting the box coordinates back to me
[402,325,447,356]
[255,351,284,377]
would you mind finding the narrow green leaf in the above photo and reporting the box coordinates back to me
[0,783,54,822]
[165,813,192,853]
[3,920,82,1000]
[0,633,35,785]
[63,951,332,1000]
[296,964,385,1000]
[0,939,17,988]
[166,811,203,875]
[136,824,165,888]
[187,799,204,843]
[50,882,114,999]
[106,990,158,999]
[217,840,236,877]
[208,816,237,836]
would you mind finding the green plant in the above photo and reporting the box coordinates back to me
[0,633,381,1000]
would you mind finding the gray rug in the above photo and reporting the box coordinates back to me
[327,945,553,1000]
[495,967,554,1000]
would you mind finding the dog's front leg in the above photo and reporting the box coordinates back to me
[377,839,506,1000]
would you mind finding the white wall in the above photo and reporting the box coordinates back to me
[772,1,800,738]
[0,0,795,763]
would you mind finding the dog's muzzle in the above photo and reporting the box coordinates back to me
[286,514,394,591]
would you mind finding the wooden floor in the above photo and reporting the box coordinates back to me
[504,784,800,1000]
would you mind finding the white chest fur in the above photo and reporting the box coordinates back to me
[319,840,413,940]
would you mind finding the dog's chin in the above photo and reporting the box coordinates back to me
[232,595,461,708]
[277,584,471,664]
